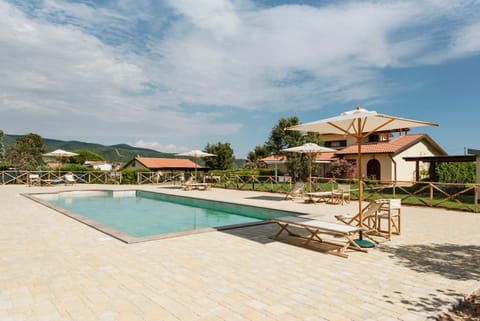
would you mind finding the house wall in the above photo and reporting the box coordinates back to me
[342,154,393,181]
[321,134,384,147]
[341,140,441,182]
[321,134,358,147]
[124,160,148,171]
[393,140,439,182]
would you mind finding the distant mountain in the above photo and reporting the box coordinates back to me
[4,134,175,164]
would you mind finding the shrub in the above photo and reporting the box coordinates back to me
[59,164,90,172]
[0,163,12,170]
[328,159,356,178]
[121,169,141,184]
[436,162,475,183]
[258,168,275,176]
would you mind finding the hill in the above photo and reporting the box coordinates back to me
[4,134,175,164]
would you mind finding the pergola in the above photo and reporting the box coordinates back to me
[404,149,480,186]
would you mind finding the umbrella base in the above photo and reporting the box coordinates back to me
[354,239,375,248]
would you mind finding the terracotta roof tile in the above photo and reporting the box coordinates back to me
[261,152,337,162]
[314,152,337,161]
[136,157,201,169]
[335,134,425,155]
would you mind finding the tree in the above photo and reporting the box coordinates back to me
[247,145,270,162]
[0,130,5,162]
[265,117,304,154]
[244,145,270,169]
[67,150,106,165]
[204,142,235,170]
[6,133,46,170]
[264,117,323,180]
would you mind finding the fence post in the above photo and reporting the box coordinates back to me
[476,156,480,203]
[429,182,433,207]
[475,184,478,213]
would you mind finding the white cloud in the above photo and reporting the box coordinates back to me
[130,140,189,153]
[148,0,480,110]
[449,22,480,58]
[1,0,479,156]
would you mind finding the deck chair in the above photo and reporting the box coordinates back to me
[332,184,351,204]
[28,174,41,186]
[335,201,384,242]
[376,199,401,239]
[271,216,368,258]
[284,181,305,200]
[63,173,76,185]
[181,176,194,190]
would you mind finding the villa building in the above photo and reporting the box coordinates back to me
[333,133,446,182]
[262,132,447,182]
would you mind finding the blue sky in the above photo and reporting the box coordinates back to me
[1,0,479,158]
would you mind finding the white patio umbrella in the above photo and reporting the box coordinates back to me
[176,150,216,182]
[42,149,79,173]
[287,106,438,237]
[282,143,336,192]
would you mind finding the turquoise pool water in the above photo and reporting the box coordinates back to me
[34,190,290,239]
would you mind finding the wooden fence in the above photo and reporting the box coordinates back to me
[0,170,122,185]
[2,170,478,213]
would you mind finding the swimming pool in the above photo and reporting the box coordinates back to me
[28,190,295,243]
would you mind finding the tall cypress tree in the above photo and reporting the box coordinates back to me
[0,130,5,162]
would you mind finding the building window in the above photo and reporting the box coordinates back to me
[368,134,379,142]
[325,140,347,148]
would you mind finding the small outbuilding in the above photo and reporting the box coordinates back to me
[122,157,202,172]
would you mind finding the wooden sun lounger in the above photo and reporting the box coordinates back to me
[183,183,212,191]
[270,216,368,258]
[305,191,333,203]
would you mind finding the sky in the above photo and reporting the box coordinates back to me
[1,0,479,158]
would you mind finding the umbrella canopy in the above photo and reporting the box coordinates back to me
[42,149,79,174]
[282,143,336,192]
[176,150,216,182]
[282,143,336,154]
[176,150,216,158]
[42,149,79,158]
[287,106,438,232]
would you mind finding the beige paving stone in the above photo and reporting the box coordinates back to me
[1,184,479,320]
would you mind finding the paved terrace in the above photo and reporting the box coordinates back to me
[1,184,479,321]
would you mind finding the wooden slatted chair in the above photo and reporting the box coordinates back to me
[332,184,351,205]
[335,201,384,243]
[376,199,401,239]
[284,181,305,200]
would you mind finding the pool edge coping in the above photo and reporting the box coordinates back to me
[21,189,287,244]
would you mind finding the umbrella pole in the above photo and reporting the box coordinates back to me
[357,125,364,241]
[355,128,375,248]
[308,155,312,193]
[357,137,363,224]
[194,158,198,183]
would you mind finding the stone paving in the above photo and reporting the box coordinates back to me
[1,184,479,321]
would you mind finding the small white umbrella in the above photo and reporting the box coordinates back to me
[42,149,79,173]
[176,150,216,182]
[287,107,438,236]
[281,143,336,192]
